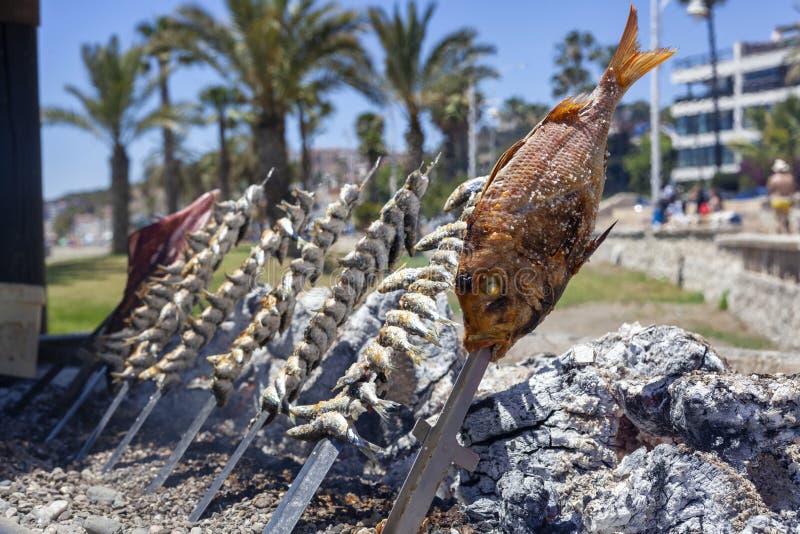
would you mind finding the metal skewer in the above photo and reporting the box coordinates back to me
[189,410,270,522]
[45,366,106,443]
[74,381,129,461]
[102,387,163,473]
[261,347,488,533]
[262,438,343,534]
[382,347,490,533]
[145,394,216,493]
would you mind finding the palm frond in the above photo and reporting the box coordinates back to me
[41,107,107,143]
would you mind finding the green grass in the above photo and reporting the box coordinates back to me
[557,263,705,308]
[46,246,256,334]
[46,254,129,334]
[49,248,758,352]
[686,323,774,350]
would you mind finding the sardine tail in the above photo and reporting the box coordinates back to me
[607,5,676,91]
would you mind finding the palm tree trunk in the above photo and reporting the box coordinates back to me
[159,58,179,213]
[217,113,230,200]
[253,111,290,222]
[441,127,458,179]
[455,122,469,176]
[298,107,313,190]
[110,143,130,255]
[405,112,425,174]
[366,149,381,202]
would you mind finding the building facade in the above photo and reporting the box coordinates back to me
[670,35,800,182]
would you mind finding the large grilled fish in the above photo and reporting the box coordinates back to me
[456,6,675,358]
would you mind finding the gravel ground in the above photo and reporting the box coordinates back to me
[0,372,466,534]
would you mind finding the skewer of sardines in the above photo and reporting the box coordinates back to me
[286,176,486,455]
[93,215,221,372]
[138,188,315,388]
[116,181,267,381]
[185,160,434,522]
[208,163,378,406]
[259,158,436,419]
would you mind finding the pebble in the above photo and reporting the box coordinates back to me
[34,499,68,526]
[0,480,11,495]
[252,495,270,509]
[0,516,35,533]
[86,486,120,505]
[0,498,9,514]
[83,515,122,534]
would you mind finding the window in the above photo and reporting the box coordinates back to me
[743,66,789,93]
[676,110,734,135]
[676,146,735,168]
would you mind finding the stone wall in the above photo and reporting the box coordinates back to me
[594,229,800,351]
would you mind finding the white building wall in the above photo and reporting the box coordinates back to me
[669,39,798,183]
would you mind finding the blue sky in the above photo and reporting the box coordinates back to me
[40,0,798,199]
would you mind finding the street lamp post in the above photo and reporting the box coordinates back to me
[650,0,662,203]
[687,0,723,178]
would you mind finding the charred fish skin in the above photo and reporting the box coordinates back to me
[287,176,484,454]
[259,162,434,417]
[115,182,267,381]
[207,169,375,407]
[137,190,315,387]
[457,6,674,359]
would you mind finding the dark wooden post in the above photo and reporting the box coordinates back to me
[0,1,45,296]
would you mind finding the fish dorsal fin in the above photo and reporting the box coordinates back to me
[482,137,525,194]
[544,94,591,124]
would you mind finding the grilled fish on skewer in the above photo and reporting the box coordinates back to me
[259,161,433,416]
[138,190,314,386]
[116,182,267,380]
[457,6,674,358]
[287,176,484,453]
[207,164,377,406]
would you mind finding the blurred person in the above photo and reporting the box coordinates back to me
[708,188,724,212]
[767,159,795,233]
[696,183,710,215]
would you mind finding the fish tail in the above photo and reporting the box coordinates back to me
[607,5,676,91]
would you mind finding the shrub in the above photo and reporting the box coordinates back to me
[352,201,382,230]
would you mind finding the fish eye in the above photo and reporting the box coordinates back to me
[483,274,503,297]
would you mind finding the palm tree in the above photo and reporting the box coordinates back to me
[368,1,495,173]
[550,30,606,98]
[295,83,334,190]
[426,39,498,178]
[172,0,378,221]
[138,17,194,214]
[43,36,162,254]
[355,112,386,201]
[198,85,245,200]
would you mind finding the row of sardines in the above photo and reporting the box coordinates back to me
[37,157,485,520]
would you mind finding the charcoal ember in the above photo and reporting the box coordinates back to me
[582,444,796,533]
[452,324,800,532]
[616,371,800,464]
